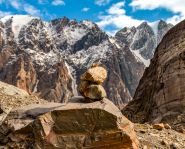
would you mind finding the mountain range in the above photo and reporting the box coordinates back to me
[0,15,172,107]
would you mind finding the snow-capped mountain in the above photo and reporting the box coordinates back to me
[0,15,171,107]
[115,20,173,66]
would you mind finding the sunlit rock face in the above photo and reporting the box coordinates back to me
[0,97,139,149]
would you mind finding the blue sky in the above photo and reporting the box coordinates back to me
[0,0,185,34]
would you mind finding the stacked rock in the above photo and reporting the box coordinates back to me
[78,64,107,101]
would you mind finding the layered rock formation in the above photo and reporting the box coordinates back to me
[122,20,185,132]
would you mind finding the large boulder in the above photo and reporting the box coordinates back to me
[1,98,139,149]
[122,20,185,132]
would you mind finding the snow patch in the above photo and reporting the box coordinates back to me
[0,15,13,23]
[65,61,78,96]
[108,37,121,49]
[63,26,88,45]
[3,15,37,40]
[149,21,159,37]
[67,41,111,67]
[131,49,150,66]
[81,20,95,29]
[25,48,60,67]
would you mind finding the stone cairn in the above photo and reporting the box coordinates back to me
[78,63,107,101]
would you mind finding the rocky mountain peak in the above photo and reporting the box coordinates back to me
[137,21,154,35]
[115,20,173,66]
[157,20,173,44]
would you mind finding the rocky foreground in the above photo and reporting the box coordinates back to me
[0,81,184,148]
[0,79,138,148]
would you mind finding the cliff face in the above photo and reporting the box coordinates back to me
[122,20,185,132]
[0,16,73,103]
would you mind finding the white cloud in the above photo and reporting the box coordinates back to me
[52,0,65,6]
[3,0,41,17]
[23,4,40,16]
[130,0,185,24]
[0,11,12,18]
[9,0,21,9]
[38,0,48,4]
[97,1,144,34]
[108,2,125,15]
[97,14,143,29]
[95,0,111,6]
[82,7,90,12]
[166,15,184,25]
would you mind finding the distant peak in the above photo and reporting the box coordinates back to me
[139,21,149,26]
[137,21,152,31]
[158,20,166,24]
[158,20,167,26]
[81,20,96,29]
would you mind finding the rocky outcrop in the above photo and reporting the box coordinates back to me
[0,97,139,149]
[122,20,185,132]
[0,81,46,108]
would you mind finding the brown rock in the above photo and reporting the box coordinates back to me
[161,140,168,146]
[164,123,171,129]
[83,84,107,100]
[0,53,73,103]
[170,143,179,149]
[78,80,90,96]
[153,123,165,130]
[80,66,107,84]
[2,98,139,149]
